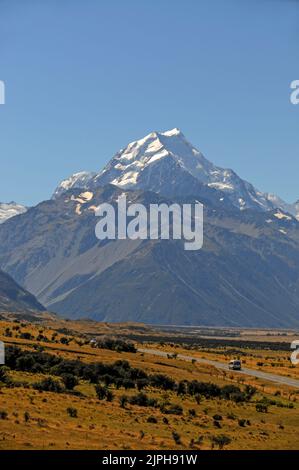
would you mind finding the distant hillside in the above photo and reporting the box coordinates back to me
[1,185,299,327]
[0,269,45,314]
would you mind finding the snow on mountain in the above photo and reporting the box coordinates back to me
[0,202,27,224]
[53,128,297,214]
[264,193,299,219]
[53,171,97,199]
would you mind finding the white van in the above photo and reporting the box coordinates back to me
[228,359,242,370]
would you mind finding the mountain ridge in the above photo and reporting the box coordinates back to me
[1,184,299,327]
[0,202,27,224]
[53,128,299,218]
[0,268,45,314]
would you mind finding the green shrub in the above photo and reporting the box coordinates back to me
[95,384,108,400]
[211,434,231,450]
[61,373,79,390]
[256,403,268,413]
[213,414,223,421]
[172,431,181,445]
[0,410,8,420]
[160,403,183,415]
[147,416,158,423]
[120,395,128,408]
[67,407,78,418]
[33,377,64,393]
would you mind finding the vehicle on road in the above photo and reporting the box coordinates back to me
[228,359,242,370]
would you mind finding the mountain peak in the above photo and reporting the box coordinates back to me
[160,127,182,137]
[52,129,298,215]
[123,128,185,155]
[0,201,27,224]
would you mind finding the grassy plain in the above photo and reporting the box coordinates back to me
[0,316,298,450]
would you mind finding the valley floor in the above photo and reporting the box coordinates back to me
[0,318,298,450]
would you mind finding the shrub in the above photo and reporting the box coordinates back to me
[33,377,64,393]
[60,337,70,345]
[122,379,135,390]
[128,392,157,408]
[95,384,108,400]
[24,411,30,422]
[214,420,222,428]
[160,403,183,415]
[120,395,128,409]
[213,414,223,421]
[20,332,33,340]
[147,416,158,423]
[172,431,182,445]
[61,373,79,390]
[256,403,268,413]
[136,379,148,391]
[196,436,204,446]
[221,385,246,403]
[106,390,114,402]
[16,355,36,371]
[150,374,176,391]
[0,410,8,420]
[67,407,78,418]
[97,338,137,353]
[0,366,9,383]
[194,394,201,405]
[177,381,188,395]
[188,380,221,398]
[244,385,257,400]
[211,434,231,450]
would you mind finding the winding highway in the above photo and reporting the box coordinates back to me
[138,347,299,389]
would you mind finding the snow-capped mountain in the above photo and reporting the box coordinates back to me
[2,184,299,327]
[0,202,27,224]
[53,128,298,216]
[264,194,298,219]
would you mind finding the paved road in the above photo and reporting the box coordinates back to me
[138,347,299,389]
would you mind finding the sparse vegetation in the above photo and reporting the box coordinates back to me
[210,434,232,450]
[66,407,78,418]
[0,319,298,450]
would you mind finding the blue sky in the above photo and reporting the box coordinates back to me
[0,0,298,206]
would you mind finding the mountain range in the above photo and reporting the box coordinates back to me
[53,128,299,218]
[0,128,299,327]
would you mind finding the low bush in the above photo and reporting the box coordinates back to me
[0,410,8,420]
[67,407,78,418]
[147,416,158,423]
[33,377,64,393]
[211,434,231,450]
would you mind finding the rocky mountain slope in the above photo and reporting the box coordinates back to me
[0,184,299,327]
[0,268,45,314]
[53,128,299,217]
[0,202,27,224]
[1,129,299,326]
